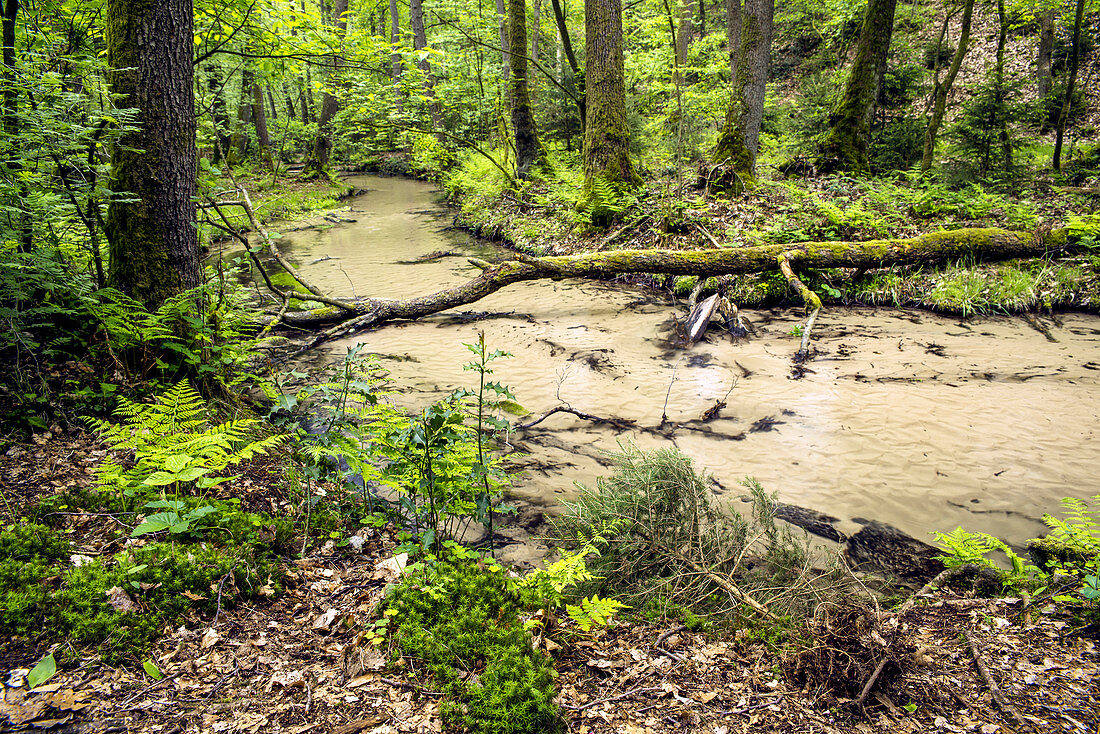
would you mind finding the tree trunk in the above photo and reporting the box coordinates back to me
[230,67,253,164]
[104,0,200,310]
[283,82,297,119]
[252,80,274,168]
[920,0,974,172]
[301,69,314,121]
[207,63,232,163]
[410,0,444,127]
[816,0,898,173]
[302,0,349,179]
[1037,8,1054,100]
[584,0,639,189]
[675,0,693,72]
[509,0,541,175]
[711,0,773,187]
[2,0,17,136]
[993,0,1011,171]
[531,0,541,61]
[281,226,1073,343]
[726,0,739,74]
[549,0,584,135]
[389,0,403,112]
[1052,0,1085,170]
[267,86,279,120]
[496,0,510,68]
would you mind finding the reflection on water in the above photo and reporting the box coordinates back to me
[275,174,1100,548]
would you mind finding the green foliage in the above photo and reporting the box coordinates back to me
[932,526,1041,589]
[578,175,639,229]
[90,380,284,503]
[383,553,561,734]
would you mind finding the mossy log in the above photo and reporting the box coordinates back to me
[280,227,1068,355]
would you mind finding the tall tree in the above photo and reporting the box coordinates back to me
[104,0,200,309]
[496,0,510,67]
[583,0,638,188]
[206,63,232,163]
[1052,0,1085,169]
[1037,8,1054,100]
[711,0,773,189]
[920,0,975,172]
[726,0,739,82]
[549,0,584,135]
[509,0,541,174]
[410,0,443,127]
[302,0,349,179]
[816,0,898,173]
[251,77,274,168]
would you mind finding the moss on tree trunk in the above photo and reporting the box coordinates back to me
[583,0,640,190]
[509,0,541,176]
[816,0,897,174]
[104,0,200,310]
[711,0,773,191]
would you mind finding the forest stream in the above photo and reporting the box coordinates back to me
[243,175,1100,565]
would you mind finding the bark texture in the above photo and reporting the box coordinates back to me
[104,0,200,310]
[711,0,773,186]
[549,0,584,134]
[1037,9,1054,100]
[206,63,232,163]
[583,0,639,187]
[509,0,541,175]
[921,0,974,172]
[252,80,274,168]
[816,0,898,173]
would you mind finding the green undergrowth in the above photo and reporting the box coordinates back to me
[0,522,279,664]
[382,552,562,734]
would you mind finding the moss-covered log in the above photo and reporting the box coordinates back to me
[282,227,1069,349]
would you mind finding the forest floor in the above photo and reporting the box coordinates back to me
[1,430,1097,734]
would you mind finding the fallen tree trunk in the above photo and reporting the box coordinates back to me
[279,227,1069,353]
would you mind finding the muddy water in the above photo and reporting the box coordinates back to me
[277,175,1100,554]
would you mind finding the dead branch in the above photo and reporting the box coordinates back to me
[515,405,637,431]
[964,631,1029,729]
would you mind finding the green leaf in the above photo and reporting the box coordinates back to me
[162,454,193,474]
[27,653,57,689]
[142,471,179,487]
[143,660,164,680]
[132,512,180,536]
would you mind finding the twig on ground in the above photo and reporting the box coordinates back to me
[965,630,1029,729]
[561,686,665,713]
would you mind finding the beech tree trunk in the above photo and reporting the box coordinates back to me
[1037,9,1054,101]
[583,0,639,189]
[816,0,898,173]
[230,67,253,164]
[302,0,349,179]
[921,0,974,172]
[104,0,200,310]
[410,0,444,127]
[509,0,541,175]
[549,0,584,135]
[711,0,773,187]
[496,0,510,68]
[252,80,274,168]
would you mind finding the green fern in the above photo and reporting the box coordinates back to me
[90,380,285,497]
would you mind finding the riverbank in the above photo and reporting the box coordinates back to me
[0,428,1096,733]
[429,155,1100,316]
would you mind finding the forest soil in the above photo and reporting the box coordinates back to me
[0,432,1097,733]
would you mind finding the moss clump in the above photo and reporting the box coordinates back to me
[384,556,560,734]
[0,518,281,664]
[0,523,72,634]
